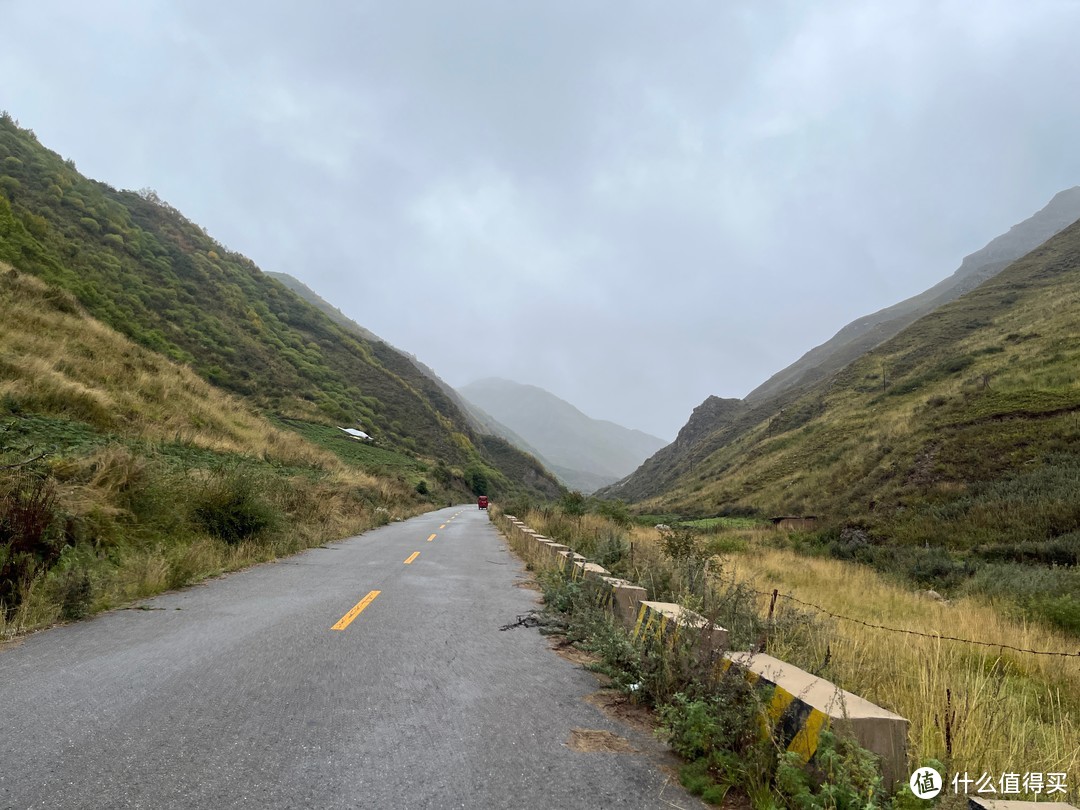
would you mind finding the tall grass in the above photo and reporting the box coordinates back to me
[0,269,437,636]
[1,443,423,637]
[719,538,1079,802]
[0,268,336,468]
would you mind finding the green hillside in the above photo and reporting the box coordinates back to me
[604,189,1080,506]
[0,264,429,634]
[0,113,561,501]
[626,219,1080,631]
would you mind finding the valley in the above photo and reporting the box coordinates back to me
[2,107,1079,807]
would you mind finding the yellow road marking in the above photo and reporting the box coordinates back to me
[427,533,437,542]
[331,590,381,631]
[439,524,446,529]
[404,551,421,564]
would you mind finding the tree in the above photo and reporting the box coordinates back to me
[464,463,489,496]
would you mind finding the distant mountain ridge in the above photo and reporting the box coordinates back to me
[603,187,1080,503]
[746,187,1080,404]
[458,378,667,493]
[264,273,563,487]
[265,271,489,430]
[605,214,1080,544]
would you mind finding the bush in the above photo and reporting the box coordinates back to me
[0,469,66,616]
[774,730,885,810]
[659,682,761,764]
[192,468,280,544]
[54,568,94,620]
[594,498,631,527]
[464,463,489,496]
[560,490,587,516]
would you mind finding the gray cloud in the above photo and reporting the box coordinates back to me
[4,0,1080,438]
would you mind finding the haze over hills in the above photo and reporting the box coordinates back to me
[604,188,1080,504]
[0,114,561,502]
[459,378,667,493]
[746,186,1080,404]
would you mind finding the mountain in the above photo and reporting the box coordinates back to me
[609,216,1080,556]
[265,271,383,344]
[0,113,561,501]
[458,378,667,493]
[263,272,558,489]
[601,396,748,502]
[746,187,1080,404]
[604,188,1080,503]
[265,271,489,432]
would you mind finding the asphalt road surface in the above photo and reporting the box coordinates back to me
[1,506,704,809]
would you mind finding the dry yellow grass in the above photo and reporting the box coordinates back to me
[0,265,335,469]
[720,538,1079,798]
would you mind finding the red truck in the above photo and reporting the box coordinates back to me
[477,496,489,510]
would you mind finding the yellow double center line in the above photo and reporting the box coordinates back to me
[331,590,381,630]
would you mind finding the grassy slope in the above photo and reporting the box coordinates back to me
[643,218,1080,536]
[627,220,1080,634]
[0,265,431,635]
[0,114,561,501]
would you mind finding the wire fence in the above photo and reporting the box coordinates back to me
[744,585,1080,658]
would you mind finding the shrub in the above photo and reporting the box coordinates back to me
[774,730,885,810]
[594,498,631,527]
[192,468,280,544]
[560,490,587,516]
[54,568,94,620]
[0,469,66,615]
[659,681,762,765]
[464,463,489,496]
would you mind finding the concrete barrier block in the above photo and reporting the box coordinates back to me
[557,550,586,573]
[723,651,909,792]
[572,561,609,581]
[540,542,569,566]
[596,576,647,627]
[969,801,1076,810]
[633,601,729,652]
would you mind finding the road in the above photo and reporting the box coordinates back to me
[1,506,703,809]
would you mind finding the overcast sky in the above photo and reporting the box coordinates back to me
[4,1,1080,439]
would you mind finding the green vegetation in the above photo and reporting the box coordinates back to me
[501,504,1079,805]
[506,509,897,809]
[607,218,1080,633]
[0,112,561,502]
[0,264,437,634]
[272,417,426,478]
[678,516,766,531]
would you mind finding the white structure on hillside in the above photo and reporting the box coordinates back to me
[337,427,371,441]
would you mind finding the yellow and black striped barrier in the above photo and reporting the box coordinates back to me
[721,651,909,791]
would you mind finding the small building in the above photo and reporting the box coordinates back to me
[769,515,818,531]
